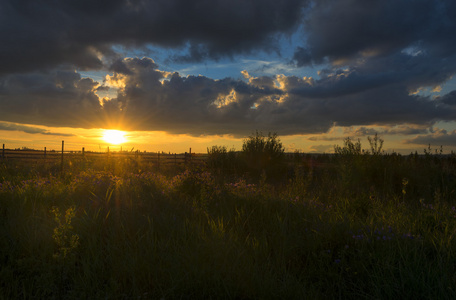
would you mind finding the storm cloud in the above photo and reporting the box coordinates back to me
[293,0,456,67]
[0,0,309,74]
[1,57,455,137]
[1,0,456,140]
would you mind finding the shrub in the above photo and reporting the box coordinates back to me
[241,131,285,180]
[206,145,238,175]
[333,137,368,196]
[367,133,384,155]
[334,137,363,156]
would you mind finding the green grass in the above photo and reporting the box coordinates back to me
[1,152,456,299]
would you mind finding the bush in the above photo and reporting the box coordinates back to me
[241,131,285,180]
[206,145,238,175]
[334,137,363,156]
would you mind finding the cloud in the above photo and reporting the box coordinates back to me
[0,122,75,136]
[1,57,456,137]
[383,125,430,136]
[294,0,456,67]
[404,129,456,147]
[0,69,108,129]
[437,90,456,106]
[0,0,309,74]
[291,0,456,107]
[307,125,431,143]
[308,136,341,142]
[309,144,333,153]
[342,125,430,137]
[0,0,456,141]
[1,0,456,140]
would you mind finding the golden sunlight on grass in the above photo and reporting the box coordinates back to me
[102,130,127,145]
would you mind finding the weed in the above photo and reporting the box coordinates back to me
[51,206,79,261]
[1,140,456,298]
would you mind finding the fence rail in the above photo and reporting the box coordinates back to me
[1,142,209,171]
[1,142,331,172]
[0,149,207,163]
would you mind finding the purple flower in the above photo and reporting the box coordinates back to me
[352,234,364,240]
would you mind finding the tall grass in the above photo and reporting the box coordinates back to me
[1,147,456,298]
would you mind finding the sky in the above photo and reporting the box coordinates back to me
[1,0,456,154]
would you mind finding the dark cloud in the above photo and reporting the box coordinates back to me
[1,0,456,140]
[0,0,309,74]
[111,57,456,136]
[438,90,456,106]
[3,57,454,137]
[292,47,312,67]
[294,0,456,66]
[404,129,456,147]
[291,0,456,114]
[309,125,430,142]
[108,58,286,135]
[354,126,429,136]
[0,122,74,136]
[0,69,107,129]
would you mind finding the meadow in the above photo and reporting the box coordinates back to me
[1,135,456,299]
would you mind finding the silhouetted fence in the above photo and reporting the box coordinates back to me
[1,142,207,171]
[1,142,333,174]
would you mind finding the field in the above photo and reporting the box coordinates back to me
[1,144,456,299]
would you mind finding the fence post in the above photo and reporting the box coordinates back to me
[174,153,177,166]
[44,147,46,159]
[157,152,160,170]
[61,140,64,173]
[2,144,4,159]
[82,147,85,157]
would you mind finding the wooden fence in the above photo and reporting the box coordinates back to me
[1,142,208,171]
[1,142,332,173]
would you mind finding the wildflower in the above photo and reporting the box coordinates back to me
[352,234,364,240]
[402,178,408,195]
[402,233,414,240]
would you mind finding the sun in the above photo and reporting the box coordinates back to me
[102,130,127,145]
